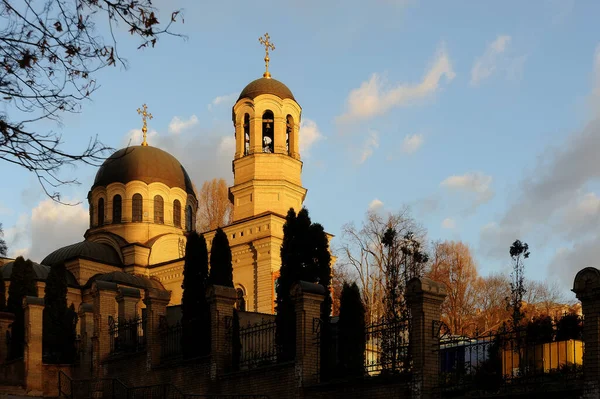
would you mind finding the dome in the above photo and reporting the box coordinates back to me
[92,146,195,195]
[238,78,295,102]
[1,261,79,288]
[42,241,123,267]
[84,271,164,290]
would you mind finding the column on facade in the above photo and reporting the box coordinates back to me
[23,296,44,395]
[254,239,279,314]
[274,115,286,154]
[251,116,262,154]
[206,284,237,378]
[143,287,171,369]
[116,287,141,321]
[292,281,325,387]
[405,277,447,399]
[0,311,15,364]
[573,267,600,399]
[91,280,118,376]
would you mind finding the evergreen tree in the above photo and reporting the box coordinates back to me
[0,270,6,311]
[7,257,37,359]
[209,227,233,287]
[181,231,210,358]
[338,282,366,377]
[64,304,78,363]
[0,223,7,257]
[43,262,72,363]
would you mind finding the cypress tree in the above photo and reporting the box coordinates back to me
[181,231,210,358]
[0,270,5,311]
[43,263,68,363]
[338,282,366,377]
[209,227,233,287]
[7,257,37,359]
[64,303,78,363]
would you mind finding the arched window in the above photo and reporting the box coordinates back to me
[113,195,122,223]
[154,195,164,224]
[89,203,94,226]
[185,205,193,231]
[98,198,105,226]
[132,194,143,222]
[262,110,274,153]
[244,113,250,156]
[286,115,293,155]
[173,200,181,228]
[235,288,246,311]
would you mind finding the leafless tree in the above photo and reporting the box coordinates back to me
[473,273,511,334]
[0,0,182,203]
[196,178,233,232]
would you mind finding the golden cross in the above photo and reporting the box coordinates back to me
[136,103,153,146]
[259,33,275,79]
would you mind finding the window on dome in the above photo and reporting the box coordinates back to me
[185,205,193,231]
[113,195,122,223]
[286,115,293,155]
[262,110,274,153]
[244,113,250,156]
[98,198,105,226]
[173,200,181,228]
[154,195,164,224]
[89,203,94,226]
[132,194,143,222]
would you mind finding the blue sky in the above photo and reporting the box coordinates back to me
[2,0,599,299]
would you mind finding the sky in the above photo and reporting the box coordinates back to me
[1,0,599,300]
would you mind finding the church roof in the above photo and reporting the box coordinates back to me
[85,271,164,290]
[238,78,295,102]
[92,145,195,195]
[1,261,79,288]
[42,241,123,267]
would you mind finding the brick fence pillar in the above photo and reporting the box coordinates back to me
[291,281,325,387]
[23,296,44,396]
[573,267,600,399]
[117,287,141,321]
[0,311,15,364]
[91,281,118,377]
[77,303,93,378]
[406,277,447,399]
[143,288,171,369]
[207,284,236,379]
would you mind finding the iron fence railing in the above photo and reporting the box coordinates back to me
[236,319,277,370]
[364,319,410,376]
[438,327,584,395]
[160,320,183,361]
[109,315,147,355]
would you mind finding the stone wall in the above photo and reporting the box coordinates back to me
[0,358,24,386]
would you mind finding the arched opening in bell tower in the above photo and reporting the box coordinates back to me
[262,110,274,153]
[286,115,294,155]
[244,113,250,156]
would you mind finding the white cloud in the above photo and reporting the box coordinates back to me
[217,136,236,158]
[337,45,455,123]
[5,200,88,262]
[441,172,494,206]
[299,119,324,155]
[168,115,199,135]
[442,218,456,229]
[368,199,384,210]
[470,35,514,86]
[208,93,237,111]
[123,128,158,147]
[402,133,424,154]
[358,130,379,164]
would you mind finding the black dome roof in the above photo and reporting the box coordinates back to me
[1,261,79,288]
[42,241,123,267]
[92,146,195,195]
[238,78,295,102]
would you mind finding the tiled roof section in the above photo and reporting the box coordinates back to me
[85,271,164,290]
[42,241,123,267]
[238,78,295,102]
[1,261,79,288]
[92,145,195,195]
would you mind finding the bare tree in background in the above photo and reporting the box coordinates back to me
[0,0,182,202]
[196,178,233,232]
[337,207,427,324]
[0,223,7,256]
[523,279,567,318]
[473,273,511,334]
[426,240,479,336]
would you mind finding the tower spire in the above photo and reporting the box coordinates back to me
[259,33,275,79]
[136,103,153,146]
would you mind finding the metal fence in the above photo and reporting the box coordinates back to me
[109,315,147,355]
[439,327,584,395]
[160,320,183,361]
[236,319,277,370]
[365,319,410,376]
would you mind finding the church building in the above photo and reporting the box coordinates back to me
[2,33,310,317]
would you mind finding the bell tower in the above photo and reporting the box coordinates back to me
[229,33,307,222]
